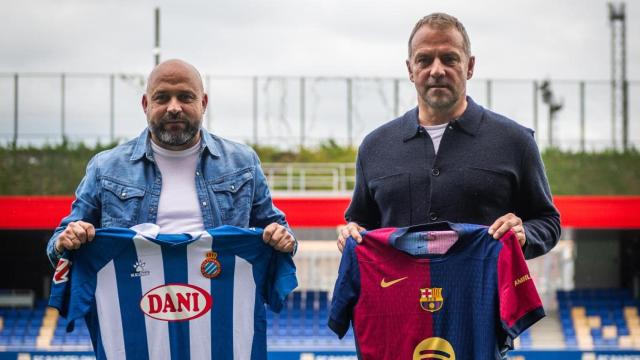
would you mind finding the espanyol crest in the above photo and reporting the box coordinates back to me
[201,251,221,279]
[419,287,444,312]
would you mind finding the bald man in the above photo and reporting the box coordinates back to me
[47,59,295,265]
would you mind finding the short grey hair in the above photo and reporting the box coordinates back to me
[407,13,471,58]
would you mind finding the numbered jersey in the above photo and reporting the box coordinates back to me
[49,225,297,360]
[329,222,544,360]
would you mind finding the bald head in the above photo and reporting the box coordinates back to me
[142,59,208,150]
[146,59,204,95]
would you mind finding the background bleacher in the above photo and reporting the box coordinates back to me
[558,288,640,349]
[2,289,639,352]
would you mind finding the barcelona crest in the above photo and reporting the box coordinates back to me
[200,251,222,279]
[419,287,443,312]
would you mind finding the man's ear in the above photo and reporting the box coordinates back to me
[466,56,475,80]
[406,59,414,83]
[142,94,149,114]
[202,93,208,115]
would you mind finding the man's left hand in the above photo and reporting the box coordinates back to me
[263,223,296,253]
[488,213,526,247]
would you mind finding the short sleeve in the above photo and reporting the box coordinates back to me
[48,229,132,332]
[328,237,360,339]
[48,252,97,332]
[497,230,545,346]
[265,250,298,313]
[48,256,74,319]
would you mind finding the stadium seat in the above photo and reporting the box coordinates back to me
[558,288,639,350]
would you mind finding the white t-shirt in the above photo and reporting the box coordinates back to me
[151,140,205,233]
[422,123,449,153]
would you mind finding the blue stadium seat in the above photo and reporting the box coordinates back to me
[557,288,638,350]
[288,292,302,310]
[22,336,36,346]
[9,335,24,345]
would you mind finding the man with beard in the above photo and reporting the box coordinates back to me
[337,13,560,260]
[47,59,295,264]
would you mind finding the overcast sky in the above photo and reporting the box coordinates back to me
[1,0,638,79]
[0,0,638,148]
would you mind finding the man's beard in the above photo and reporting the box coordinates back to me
[422,84,459,110]
[149,114,200,147]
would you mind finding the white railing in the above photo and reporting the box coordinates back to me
[263,163,355,193]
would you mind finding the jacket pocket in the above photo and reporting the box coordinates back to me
[101,179,146,227]
[462,167,513,218]
[369,173,412,226]
[210,170,253,224]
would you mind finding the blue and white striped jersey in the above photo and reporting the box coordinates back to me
[49,225,297,360]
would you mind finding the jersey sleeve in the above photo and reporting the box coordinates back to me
[328,237,360,339]
[265,249,298,313]
[497,230,545,347]
[48,251,98,332]
[48,228,133,332]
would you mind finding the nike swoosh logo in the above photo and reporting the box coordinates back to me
[380,276,408,288]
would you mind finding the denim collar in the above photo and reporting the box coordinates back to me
[401,96,484,142]
[130,127,221,161]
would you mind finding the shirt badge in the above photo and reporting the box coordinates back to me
[201,251,221,279]
[131,260,150,278]
[53,258,72,284]
[419,287,444,312]
[380,276,408,288]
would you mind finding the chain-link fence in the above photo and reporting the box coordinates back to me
[1,73,638,151]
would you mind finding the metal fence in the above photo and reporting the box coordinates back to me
[0,73,638,151]
[263,163,355,193]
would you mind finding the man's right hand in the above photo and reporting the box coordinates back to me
[337,222,366,253]
[55,221,96,253]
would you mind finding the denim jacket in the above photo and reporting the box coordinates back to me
[47,128,291,265]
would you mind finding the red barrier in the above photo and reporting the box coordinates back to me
[0,195,638,230]
[552,196,640,229]
[0,196,74,230]
[273,198,350,228]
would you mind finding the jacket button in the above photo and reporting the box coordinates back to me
[121,192,127,198]
[432,168,440,176]
[231,185,235,190]
[202,201,207,207]
[429,212,438,221]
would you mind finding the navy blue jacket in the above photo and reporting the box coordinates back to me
[345,97,560,259]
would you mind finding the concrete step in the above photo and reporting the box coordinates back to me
[530,310,566,349]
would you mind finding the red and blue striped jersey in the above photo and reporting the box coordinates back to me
[329,222,544,359]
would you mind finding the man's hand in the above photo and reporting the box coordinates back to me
[263,223,295,253]
[55,221,96,253]
[337,222,366,253]
[488,213,526,247]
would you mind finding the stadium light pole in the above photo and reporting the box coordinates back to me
[608,2,627,151]
[153,7,161,66]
